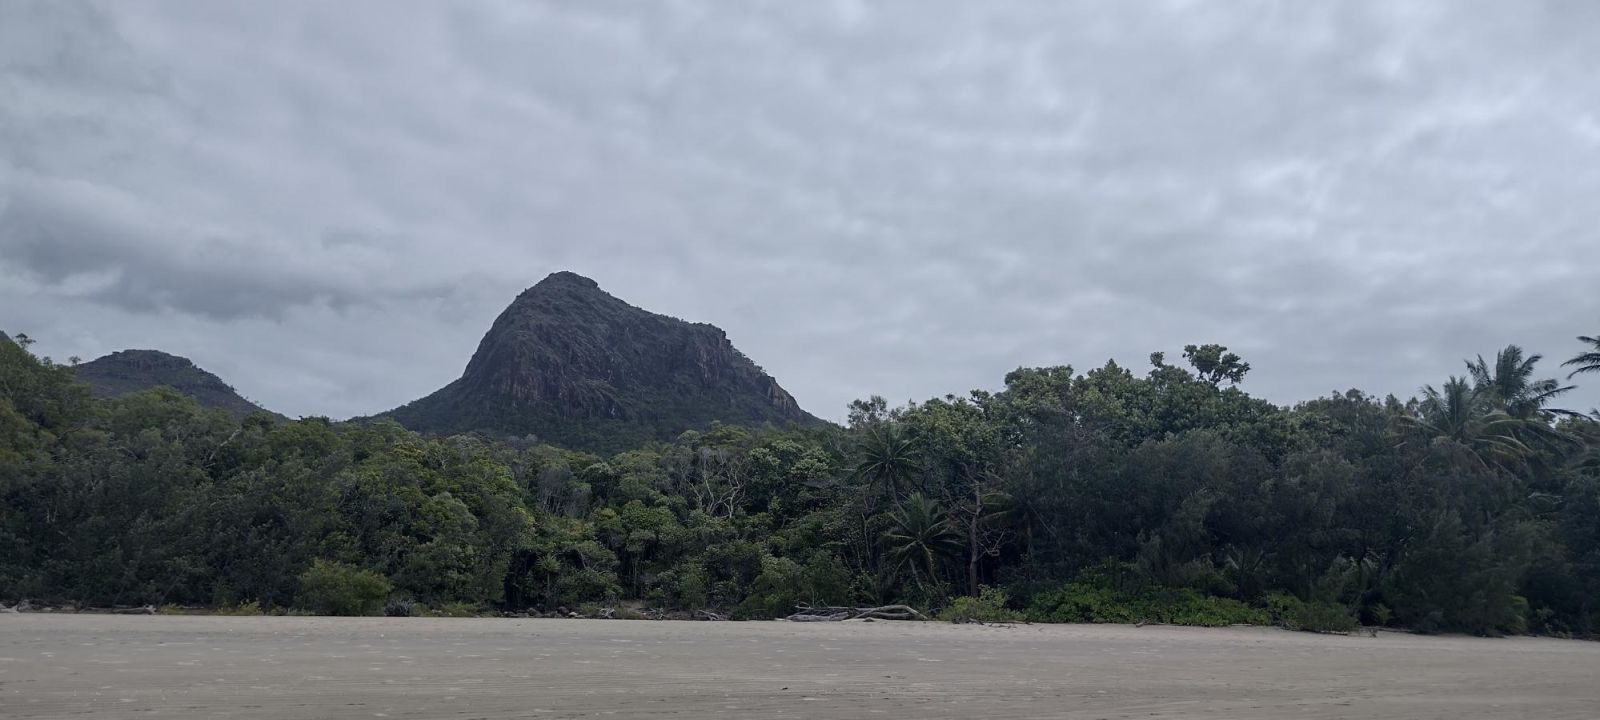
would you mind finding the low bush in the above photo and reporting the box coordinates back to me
[940,586,1025,623]
[1027,581,1266,627]
[436,601,483,618]
[216,600,264,616]
[1266,593,1359,634]
[296,560,391,616]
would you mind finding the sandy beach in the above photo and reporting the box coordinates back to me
[1,614,1596,719]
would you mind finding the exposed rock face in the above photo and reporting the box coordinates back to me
[74,349,279,420]
[383,271,820,451]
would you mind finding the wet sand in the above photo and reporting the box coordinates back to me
[2,614,1596,719]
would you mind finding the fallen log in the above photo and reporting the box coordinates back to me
[785,604,925,622]
[787,612,851,622]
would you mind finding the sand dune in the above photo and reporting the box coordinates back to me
[2,614,1595,719]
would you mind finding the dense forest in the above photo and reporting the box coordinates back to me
[4,333,1599,637]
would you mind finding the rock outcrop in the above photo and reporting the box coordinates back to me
[382,271,819,451]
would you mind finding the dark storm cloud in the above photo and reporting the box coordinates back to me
[3,0,1599,419]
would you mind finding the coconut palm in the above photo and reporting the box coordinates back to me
[882,493,962,590]
[1564,335,1600,379]
[1466,345,1576,420]
[1398,377,1532,474]
[854,422,920,505]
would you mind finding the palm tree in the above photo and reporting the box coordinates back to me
[854,423,920,505]
[1564,335,1600,379]
[1398,377,1532,474]
[1466,345,1576,420]
[882,493,962,591]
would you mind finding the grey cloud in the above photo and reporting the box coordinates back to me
[0,178,467,320]
[3,0,1598,420]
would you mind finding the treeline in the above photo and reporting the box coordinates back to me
[3,335,1599,635]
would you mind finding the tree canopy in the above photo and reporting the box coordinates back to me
[3,332,1599,637]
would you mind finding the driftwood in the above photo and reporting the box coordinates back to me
[785,604,924,622]
[693,609,727,621]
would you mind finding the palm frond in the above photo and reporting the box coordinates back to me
[1563,336,1600,379]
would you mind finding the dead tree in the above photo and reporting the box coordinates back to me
[784,604,925,622]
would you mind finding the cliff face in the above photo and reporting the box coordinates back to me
[382,272,819,451]
[74,349,279,419]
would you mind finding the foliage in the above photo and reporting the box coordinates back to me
[434,602,484,618]
[3,332,1600,637]
[1265,594,1358,634]
[296,560,391,616]
[1564,335,1600,380]
[1182,344,1251,386]
[1468,345,1576,420]
[882,493,963,591]
[1028,575,1268,627]
[855,423,920,505]
[216,600,265,616]
[939,585,1024,623]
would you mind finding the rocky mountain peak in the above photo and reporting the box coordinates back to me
[382,272,820,451]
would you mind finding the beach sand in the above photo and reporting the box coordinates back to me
[2,614,1595,719]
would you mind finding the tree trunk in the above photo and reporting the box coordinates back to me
[968,482,980,596]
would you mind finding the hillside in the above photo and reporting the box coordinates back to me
[73,349,280,420]
[381,272,820,451]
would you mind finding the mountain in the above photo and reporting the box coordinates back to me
[382,271,821,451]
[74,349,280,420]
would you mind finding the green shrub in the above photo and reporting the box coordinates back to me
[1027,580,1267,627]
[1266,593,1359,634]
[940,586,1024,623]
[296,560,390,616]
[216,600,264,616]
[431,602,484,618]
[554,567,622,607]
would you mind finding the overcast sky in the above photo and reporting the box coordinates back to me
[4,0,1599,421]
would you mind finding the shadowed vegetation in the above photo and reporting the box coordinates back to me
[3,332,1599,636]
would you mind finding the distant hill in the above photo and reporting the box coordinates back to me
[74,349,280,420]
[381,271,821,451]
